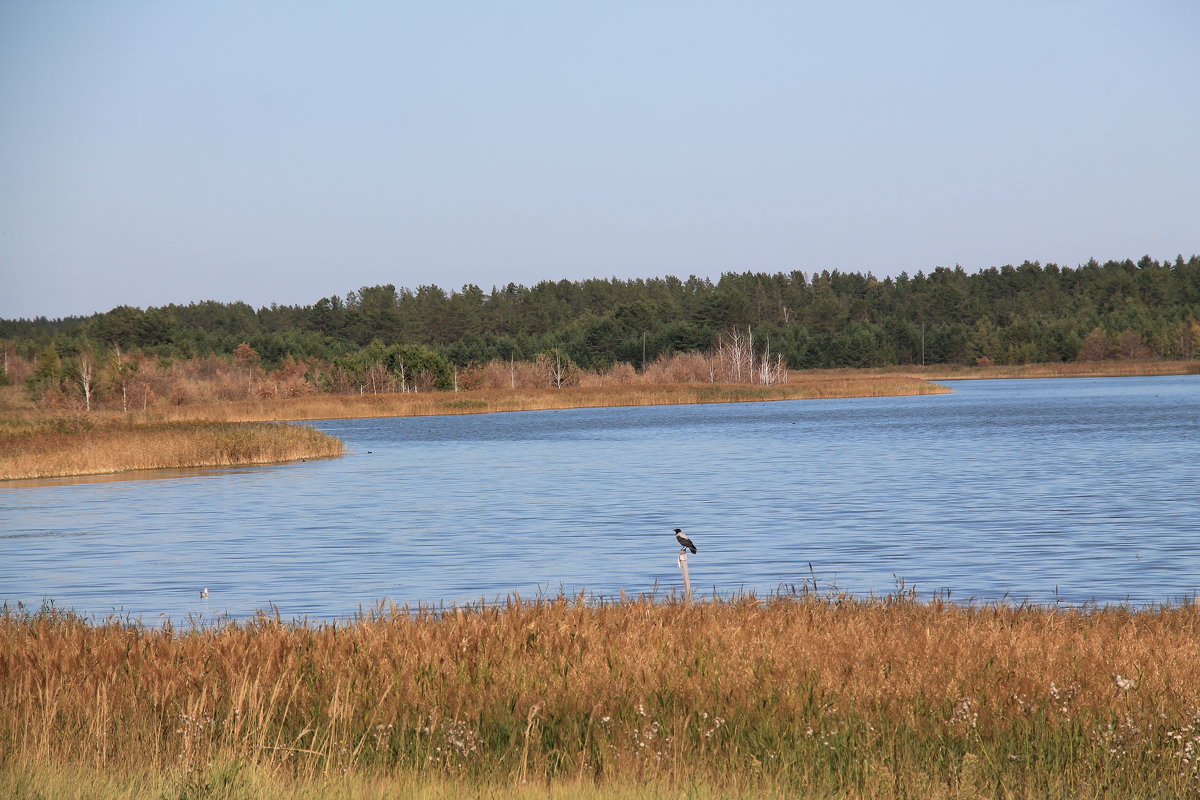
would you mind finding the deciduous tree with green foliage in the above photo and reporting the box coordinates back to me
[3,257,1197,393]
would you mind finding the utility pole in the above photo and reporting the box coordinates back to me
[642,331,647,372]
[921,323,926,367]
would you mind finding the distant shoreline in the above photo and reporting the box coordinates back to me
[1,376,942,481]
[2,363,1194,481]
[147,374,949,424]
[903,359,1198,381]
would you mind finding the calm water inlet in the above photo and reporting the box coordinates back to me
[2,375,1198,622]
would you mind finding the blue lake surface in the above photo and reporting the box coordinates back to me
[1,375,1198,622]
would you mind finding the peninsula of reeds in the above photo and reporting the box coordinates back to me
[0,418,344,482]
[4,592,1200,799]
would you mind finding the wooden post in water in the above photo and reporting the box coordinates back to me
[677,550,693,602]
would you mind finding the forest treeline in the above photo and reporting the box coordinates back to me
[2,256,1198,409]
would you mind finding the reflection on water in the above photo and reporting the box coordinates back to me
[2,375,1198,622]
[2,465,289,490]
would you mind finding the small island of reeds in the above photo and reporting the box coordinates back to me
[4,591,1200,799]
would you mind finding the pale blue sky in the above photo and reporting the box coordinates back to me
[2,0,1197,320]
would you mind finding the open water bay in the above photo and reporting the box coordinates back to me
[1,375,1198,622]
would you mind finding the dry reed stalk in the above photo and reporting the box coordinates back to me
[4,595,1200,797]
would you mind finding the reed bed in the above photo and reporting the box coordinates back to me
[909,359,1199,381]
[0,419,344,481]
[148,376,948,424]
[4,593,1200,799]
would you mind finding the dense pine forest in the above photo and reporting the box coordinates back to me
[2,256,1198,408]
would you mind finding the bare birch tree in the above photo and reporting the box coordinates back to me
[758,339,774,385]
[717,328,756,382]
[77,352,94,412]
[1179,318,1200,360]
[551,348,567,388]
[107,345,136,414]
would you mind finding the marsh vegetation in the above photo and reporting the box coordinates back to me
[0,414,344,481]
[4,592,1200,799]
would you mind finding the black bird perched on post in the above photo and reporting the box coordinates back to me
[674,528,697,554]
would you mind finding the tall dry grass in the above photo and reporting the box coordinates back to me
[0,762,806,800]
[0,419,344,481]
[4,593,1200,798]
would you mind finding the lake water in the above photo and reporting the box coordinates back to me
[2,375,1198,623]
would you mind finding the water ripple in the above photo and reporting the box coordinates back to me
[1,375,1198,621]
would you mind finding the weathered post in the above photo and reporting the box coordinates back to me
[677,550,693,602]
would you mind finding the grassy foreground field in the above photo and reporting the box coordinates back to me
[4,593,1200,799]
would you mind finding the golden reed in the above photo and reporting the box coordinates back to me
[0,420,344,481]
[3,593,1200,798]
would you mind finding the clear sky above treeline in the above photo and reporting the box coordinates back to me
[2,0,1197,321]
